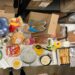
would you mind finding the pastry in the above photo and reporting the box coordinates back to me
[11,32,25,44]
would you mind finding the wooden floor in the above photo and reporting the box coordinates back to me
[0,66,75,75]
[60,0,75,12]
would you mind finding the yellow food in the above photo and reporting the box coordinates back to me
[54,41,61,48]
[10,22,20,27]
[34,45,44,56]
[12,59,22,69]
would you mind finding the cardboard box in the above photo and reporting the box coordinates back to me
[28,12,60,38]
[47,13,60,35]
[27,12,60,44]
[68,31,75,43]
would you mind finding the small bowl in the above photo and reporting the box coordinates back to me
[12,59,22,70]
[40,54,52,66]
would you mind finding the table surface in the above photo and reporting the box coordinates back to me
[0,45,57,69]
[0,24,75,69]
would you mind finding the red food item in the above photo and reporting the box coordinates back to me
[6,44,21,57]
[9,25,17,32]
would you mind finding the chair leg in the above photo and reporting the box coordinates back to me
[20,67,26,75]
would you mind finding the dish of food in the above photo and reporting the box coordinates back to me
[40,55,51,66]
[12,59,22,69]
[6,44,21,57]
[58,48,70,64]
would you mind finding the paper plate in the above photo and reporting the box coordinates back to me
[20,47,37,64]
